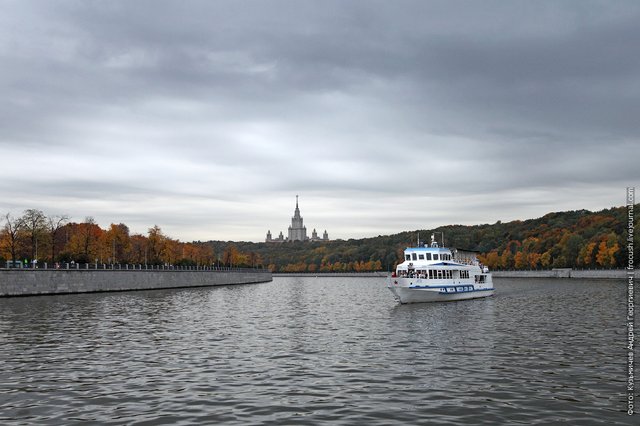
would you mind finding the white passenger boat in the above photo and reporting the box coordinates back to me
[388,234,494,304]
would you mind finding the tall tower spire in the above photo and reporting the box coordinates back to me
[289,195,306,241]
[294,195,301,218]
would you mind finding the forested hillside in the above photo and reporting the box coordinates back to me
[208,205,637,272]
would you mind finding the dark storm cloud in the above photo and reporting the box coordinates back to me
[0,0,638,240]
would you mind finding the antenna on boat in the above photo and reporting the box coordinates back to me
[417,233,420,247]
[431,231,444,247]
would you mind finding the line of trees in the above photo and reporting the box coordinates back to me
[3,205,635,271]
[475,208,633,270]
[0,210,259,267]
[208,205,637,272]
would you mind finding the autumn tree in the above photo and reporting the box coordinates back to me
[500,249,514,269]
[223,244,240,267]
[67,217,103,263]
[248,251,263,268]
[479,250,500,270]
[540,251,552,268]
[181,242,214,266]
[527,252,541,269]
[47,214,70,263]
[21,209,46,262]
[164,238,183,265]
[577,241,597,267]
[129,235,148,264]
[103,224,131,264]
[595,233,620,267]
[514,251,526,269]
[197,244,215,265]
[147,225,166,264]
[1,213,24,262]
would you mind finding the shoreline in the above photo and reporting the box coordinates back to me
[273,272,388,278]
[0,269,272,297]
[491,269,637,279]
[273,269,637,279]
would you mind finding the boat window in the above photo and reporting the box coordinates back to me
[433,254,439,260]
[405,254,410,261]
[426,253,432,260]
[412,253,417,261]
[437,270,443,279]
[418,254,424,260]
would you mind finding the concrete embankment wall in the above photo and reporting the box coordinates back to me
[273,272,389,278]
[492,269,638,279]
[274,270,639,279]
[0,269,272,297]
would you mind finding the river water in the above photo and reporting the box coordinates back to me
[0,277,634,425]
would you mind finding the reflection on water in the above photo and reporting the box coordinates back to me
[0,277,634,425]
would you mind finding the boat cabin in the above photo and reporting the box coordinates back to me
[403,247,453,263]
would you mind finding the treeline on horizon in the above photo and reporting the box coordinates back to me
[211,205,638,272]
[2,205,636,271]
[0,210,251,267]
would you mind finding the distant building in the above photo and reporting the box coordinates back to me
[266,196,329,243]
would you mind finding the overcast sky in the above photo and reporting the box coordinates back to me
[1,1,638,242]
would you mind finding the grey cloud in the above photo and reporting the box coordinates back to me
[0,1,638,240]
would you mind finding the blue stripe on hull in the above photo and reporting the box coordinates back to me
[388,286,494,304]
[410,287,495,293]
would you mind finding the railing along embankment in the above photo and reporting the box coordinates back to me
[0,266,272,297]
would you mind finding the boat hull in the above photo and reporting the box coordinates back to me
[387,277,494,304]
